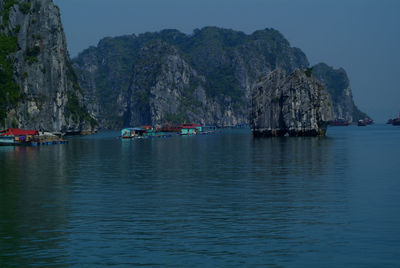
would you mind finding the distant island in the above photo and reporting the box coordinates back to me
[0,0,368,133]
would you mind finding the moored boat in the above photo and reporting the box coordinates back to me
[363,118,374,125]
[0,136,15,145]
[392,118,400,126]
[358,120,367,126]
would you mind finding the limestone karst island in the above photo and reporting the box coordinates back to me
[0,0,372,144]
[2,0,400,267]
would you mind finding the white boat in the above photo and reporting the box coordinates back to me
[0,136,15,145]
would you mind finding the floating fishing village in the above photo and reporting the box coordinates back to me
[0,128,68,146]
[0,123,246,146]
[3,116,400,147]
[0,124,220,146]
[121,124,219,139]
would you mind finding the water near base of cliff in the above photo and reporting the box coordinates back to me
[1,125,399,267]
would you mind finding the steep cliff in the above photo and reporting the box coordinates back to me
[250,69,334,137]
[0,0,96,133]
[126,40,245,127]
[312,63,367,122]
[73,27,309,128]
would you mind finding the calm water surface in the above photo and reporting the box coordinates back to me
[0,125,399,267]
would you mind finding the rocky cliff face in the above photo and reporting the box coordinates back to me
[312,63,367,122]
[125,40,251,127]
[250,69,334,137]
[73,27,310,128]
[0,0,96,133]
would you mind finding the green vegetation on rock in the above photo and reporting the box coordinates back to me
[2,0,18,28]
[163,112,189,125]
[66,60,82,93]
[66,91,97,127]
[73,27,367,127]
[24,45,40,64]
[73,27,310,127]
[312,63,368,121]
[204,65,242,101]
[0,33,19,123]
[19,2,31,14]
[305,67,313,77]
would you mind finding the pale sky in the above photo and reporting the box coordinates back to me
[54,0,400,122]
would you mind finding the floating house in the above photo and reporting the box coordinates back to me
[180,123,202,134]
[180,126,199,135]
[140,125,153,131]
[160,124,183,132]
[121,127,146,139]
[122,123,216,138]
[0,129,39,145]
[0,128,67,146]
[121,127,172,139]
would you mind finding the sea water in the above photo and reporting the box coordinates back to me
[0,125,399,267]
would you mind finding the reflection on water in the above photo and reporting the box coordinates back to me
[1,127,400,267]
[0,145,70,267]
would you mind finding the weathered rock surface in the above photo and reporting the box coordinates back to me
[125,40,248,127]
[250,69,334,137]
[312,63,368,122]
[0,0,96,133]
[73,27,309,128]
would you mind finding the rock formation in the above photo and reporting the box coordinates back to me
[73,27,309,128]
[250,69,334,137]
[312,63,368,122]
[73,27,367,129]
[1,5,367,132]
[0,0,96,133]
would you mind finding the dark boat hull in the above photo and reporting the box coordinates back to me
[392,119,400,126]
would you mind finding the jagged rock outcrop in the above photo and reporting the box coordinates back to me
[0,0,96,133]
[312,63,367,122]
[73,27,309,128]
[250,69,334,137]
[125,40,247,127]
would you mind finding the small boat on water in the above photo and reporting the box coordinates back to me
[363,118,374,125]
[0,135,17,145]
[392,118,400,126]
[358,120,367,126]
[329,118,349,126]
[389,108,400,126]
[358,118,373,126]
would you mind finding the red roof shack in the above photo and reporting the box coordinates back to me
[0,129,39,136]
